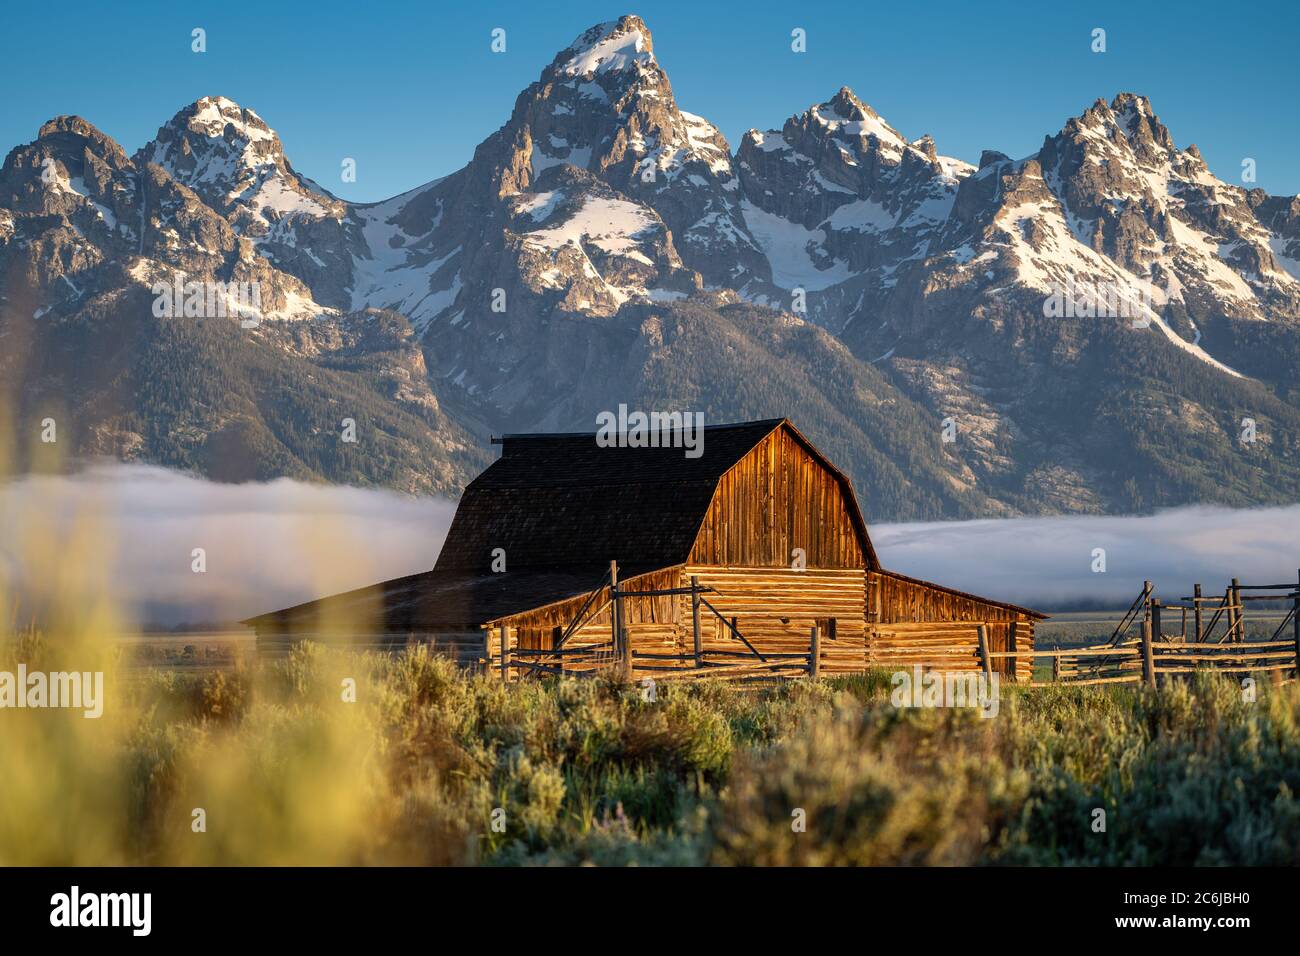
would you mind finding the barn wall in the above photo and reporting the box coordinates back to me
[689,428,865,569]
[680,565,868,674]
[866,571,1035,682]
[488,567,683,673]
[489,565,868,675]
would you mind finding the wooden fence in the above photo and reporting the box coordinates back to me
[494,562,822,683]
[1019,631,1298,687]
[1033,573,1300,687]
[488,568,1300,688]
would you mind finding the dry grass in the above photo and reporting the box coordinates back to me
[2,633,1299,866]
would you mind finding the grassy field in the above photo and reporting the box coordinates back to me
[115,632,255,671]
[3,634,1299,866]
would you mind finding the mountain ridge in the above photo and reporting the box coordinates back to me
[3,13,1299,520]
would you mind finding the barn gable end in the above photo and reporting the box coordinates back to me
[690,421,874,570]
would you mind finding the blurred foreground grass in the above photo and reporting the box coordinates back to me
[2,634,1299,866]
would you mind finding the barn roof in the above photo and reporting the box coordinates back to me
[435,417,876,573]
[241,564,670,633]
[243,418,878,629]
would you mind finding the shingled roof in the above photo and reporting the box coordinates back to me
[245,419,877,630]
[435,419,836,572]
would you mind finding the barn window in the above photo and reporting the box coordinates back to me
[816,617,838,641]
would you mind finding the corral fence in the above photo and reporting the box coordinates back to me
[491,565,1300,689]
[1036,573,1300,688]
[495,561,821,683]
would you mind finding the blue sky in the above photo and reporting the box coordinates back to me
[3,0,1296,202]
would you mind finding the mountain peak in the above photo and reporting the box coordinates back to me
[1111,92,1174,148]
[807,89,908,155]
[1110,91,1154,119]
[38,114,108,141]
[130,95,341,231]
[161,96,279,149]
[32,115,130,166]
[1072,92,1173,156]
[827,86,867,116]
[556,15,655,76]
[135,96,288,210]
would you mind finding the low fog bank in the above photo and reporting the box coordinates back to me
[0,463,455,627]
[873,505,1300,610]
[1,464,1298,628]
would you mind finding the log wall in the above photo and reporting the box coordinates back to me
[487,565,867,675]
[681,565,868,674]
[488,567,682,672]
[866,571,1035,682]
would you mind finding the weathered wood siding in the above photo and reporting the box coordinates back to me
[487,567,682,673]
[867,571,1035,682]
[690,428,866,569]
[488,566,866,675]
[682,565,867,673]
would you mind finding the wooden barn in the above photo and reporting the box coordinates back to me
[245,419,1044,681]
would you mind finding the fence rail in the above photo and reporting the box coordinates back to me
[491,561,823,683]
[1037,572,1300,688]
[485,569,1300,689]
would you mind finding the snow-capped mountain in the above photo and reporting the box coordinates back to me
[735,86,975,330]
[3,14,1299,519]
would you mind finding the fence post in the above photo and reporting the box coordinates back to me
[1227,580,1237,647]
[691,575,702,668]
[1141,619,1155,688]
[611,561,631,679]
[1225,578,1234,642]
[1008,620,1019,683]
[1293,570,1300,679]
[611,564,621,676]
[976,624,992,684]
[1193,583,1203,643]
[1151,599,1162,643]
[809,624,821,679]
[499,624,509,682]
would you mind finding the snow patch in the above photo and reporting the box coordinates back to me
[560,25,654,76]
[741,200,852,291]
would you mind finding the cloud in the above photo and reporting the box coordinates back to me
[2,464,1297,627]
[0,463,456,627]
[873,505,1300,609]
